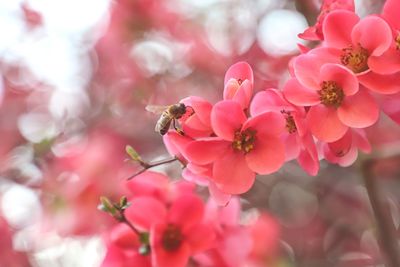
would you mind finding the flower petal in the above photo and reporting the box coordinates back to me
[250,89,294,116]
[359,72,400,94]
[211,100,247,141]
[368,47,400,75]
[245,137,285,175]
[185,223,215,253]
[126,171,169,200]
[319,63,359,96]
[307,105,348,142]
[208,181,231,206]
[293,54,324,90]
[382,0,400,29]
[151,223,191,267]
[168,194,204,231]
[125,196,167,231]
[283,78,320,106]
[323,10,360,49]
[243,111,286,138]
[338,89,379,128]
[213,151,255,195]
[224,61,254,85]
[184,138,230,165]
[351,15,392,56]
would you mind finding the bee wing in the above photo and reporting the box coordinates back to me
[145,105,169,115]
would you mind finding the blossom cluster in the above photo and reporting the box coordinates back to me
[100,171,279,267]
[162,0,400,204]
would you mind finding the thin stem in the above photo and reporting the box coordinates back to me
[362,158,400,267]
[119,209,141,236]
[127,157,179,180]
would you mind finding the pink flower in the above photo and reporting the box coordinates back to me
[284,63,379,142]
[184,100,286,194]
[309,10,396,94]
[164,131,232,205]
[125,194,215,267]
[321,128,371,166]
[250,88,319,176]
[367,0,400,75]
[299,0,355,41]
[223,62,254,109]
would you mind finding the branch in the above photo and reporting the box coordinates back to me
[127,157,179,180]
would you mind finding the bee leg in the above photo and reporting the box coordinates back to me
[173,119,185,136]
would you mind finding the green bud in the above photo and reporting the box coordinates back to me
[126,145,142,162]
[99,196,117,216]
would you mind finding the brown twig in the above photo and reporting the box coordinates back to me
[127,157,179,180]
[362,158,400,267]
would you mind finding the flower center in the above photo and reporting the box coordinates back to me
[237,78,243,85]
[396,33,400,50]
[319,81,344,108]
[162,224,183,251]
[281,111,297,134]
[232,128,257,153]
[340,44,369,73]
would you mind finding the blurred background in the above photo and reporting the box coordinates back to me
[0,0,399,266]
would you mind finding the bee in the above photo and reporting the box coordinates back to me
[146,103,194,135]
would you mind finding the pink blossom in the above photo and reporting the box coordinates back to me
[310,10,397,94]
[299,0,355,41]
[380,92,400,125]
[284,63,379,142]
[184,100,286,194]
[125,194,215,267]
[250,88,319,175]
[223,62,254,109]
[321,128,371,167]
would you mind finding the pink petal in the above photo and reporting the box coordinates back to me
[353,129,371,153]
[224,61,254,85]
[381,92,400,124]
[250,89,294,116]
[126,171,169,200]
[319,63,359,96]
[218,227,253,267]
[110,224,140,249]
[293,54,324,90]
[351,16,392,56]
[368,47,400,75]
[284,133,301,161]
[297,148,320,176]
[245,137,285,175]
[382,0,400,29]
[307,105,348,142]
[185,223,215,253]
[209,181,231,206]
[168,194,204,231]
[327,129,352,157]
[124,197,167,231]
[283,78,321,106]
[151,223,191,267]
[338,89,379,128]
[213,151,255,195]
[183,138,230,165]
[163,131,192,158]
[181,96,212,126]
[181,168,209,186]
[243,112,286,138]
[211,100,247,141]
[323,10,359,49]
[359,72,400,94]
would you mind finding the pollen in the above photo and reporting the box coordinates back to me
[340,44,369,73]
[232,128,257,154]
[162,224,183,251]
[281,110,297,134]
[396,33,400,50]
[319,81,345,108]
